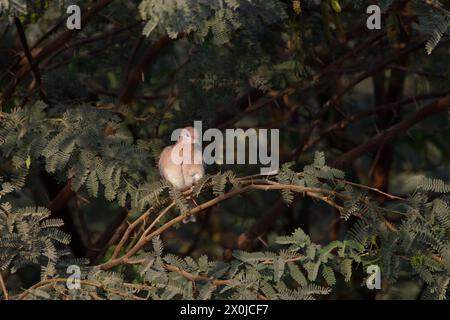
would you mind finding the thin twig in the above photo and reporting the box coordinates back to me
[142,202,175,238]
[0,273,9,300]
[338,180,406,201]
[99,182,346,270]
[17,278,143,300]
[110,208,152,260]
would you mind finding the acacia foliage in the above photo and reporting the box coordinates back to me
[0,0,450,300]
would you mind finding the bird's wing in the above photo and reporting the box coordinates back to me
[158,145,173,178]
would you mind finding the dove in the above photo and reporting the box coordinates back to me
[159,126,204,222]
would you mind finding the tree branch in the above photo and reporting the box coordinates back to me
[13,16,47,102]
[0,272,8,300]
[118,33,187,104]
[236,199,287,250]
[333,94,450,168]
[99,182,347,270]
[0,0,116,108]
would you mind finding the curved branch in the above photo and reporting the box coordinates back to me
[99,182,346,270]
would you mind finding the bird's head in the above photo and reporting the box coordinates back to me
[178,126,201,144]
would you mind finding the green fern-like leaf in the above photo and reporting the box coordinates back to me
[321,265,336,286]
[417,177,450,193]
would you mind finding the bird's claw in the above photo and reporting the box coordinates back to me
[182,214,197,224]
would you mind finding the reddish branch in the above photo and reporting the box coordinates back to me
[47,179,75,214]
[0,0,116,108]
[369,8,411,192]
[319,39,425,113]
[333,94,450,168]
[43,21,142,70]
[43,177,87,257]
[99,181,349,270]
[13,17,47,102]
[236,199,287,250]
[118,33,187,104]
[289,91,450,159]
[0,272,8,300]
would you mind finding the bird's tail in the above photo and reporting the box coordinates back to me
[182,198,197,223]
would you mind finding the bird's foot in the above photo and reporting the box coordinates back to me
[182,214,197,224]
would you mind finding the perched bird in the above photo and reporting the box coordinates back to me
[159,126,204,222]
